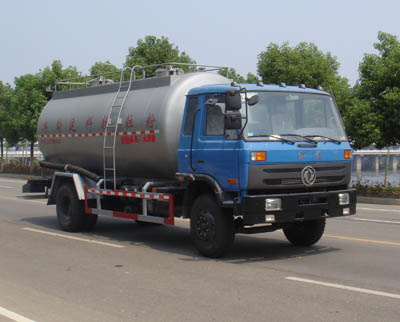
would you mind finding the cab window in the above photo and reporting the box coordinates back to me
[183,96,198,135]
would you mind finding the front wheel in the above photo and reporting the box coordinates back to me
[190,194,234,258]
[283,218,326,246]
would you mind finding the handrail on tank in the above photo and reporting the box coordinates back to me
[54,63,229,91]
[122,65,145,82]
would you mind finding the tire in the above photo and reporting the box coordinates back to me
[56,183,98,232]
[283,218,326,246]
[190,194,234,258]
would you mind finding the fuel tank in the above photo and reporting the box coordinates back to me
[38,72,228,179]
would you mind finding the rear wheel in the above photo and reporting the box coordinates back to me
[283,218,326,246]
[190,194,234,258]
[56,183,98,232]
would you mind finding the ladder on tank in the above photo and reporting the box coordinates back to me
[102,68,135,190]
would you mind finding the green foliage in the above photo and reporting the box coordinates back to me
[246,72,258,84]
[5,60,82,156]
[257,41,352,109]
[89,61,120,82]
[258,42,338,86]
[0,81,19,146]
[219,68,246,83]
[125,35,196,77]
[12,73,48,143]
[342,98,381,149]
[356,31,400,148]
[39,60,81,94]
[352,180,400,196]
[219,68,259,83]
[0,81,8,139]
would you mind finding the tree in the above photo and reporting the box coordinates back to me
[341,97,381,149]
[257,42,352,113]
[356,31,400,148]
[246,72,259,84]
[219,68,246,83]
[89,61,120,82]
[10,60,82,160]
[125,35,196,77]
[0,81,9,159]
[219,68,259,84]
[12,73,48,158]
[39,60,81,95]
[0,82,19,160]
[0,81,6,159]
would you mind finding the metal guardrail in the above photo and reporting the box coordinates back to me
[3,152,43,158]
[354,150,400,155]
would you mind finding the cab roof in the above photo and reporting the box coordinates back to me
[188,83,330,96]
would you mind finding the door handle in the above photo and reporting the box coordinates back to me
[197,160,205,163]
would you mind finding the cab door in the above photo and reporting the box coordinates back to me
[192,94,240,191]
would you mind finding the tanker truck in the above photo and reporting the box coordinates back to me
[24,63,356,257]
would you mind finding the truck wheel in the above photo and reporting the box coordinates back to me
[56,183,98,232]
[283,218,326,246]
[190,194,234,258]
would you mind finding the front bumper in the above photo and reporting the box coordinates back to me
[240,189,356,225]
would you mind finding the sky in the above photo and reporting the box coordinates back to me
[1,0,399,86]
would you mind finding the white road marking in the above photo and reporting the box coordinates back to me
[286,277,400,300]
[350,217,400,225]
[358,207,400,214]
[23,227,124,248]
[0,306,36,322]
[0,185,13,189]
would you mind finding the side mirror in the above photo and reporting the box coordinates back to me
[225,90,241,110]
[247,94,260,106]
[224,112,242,130]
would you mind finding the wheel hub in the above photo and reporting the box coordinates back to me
[195,211,216,241]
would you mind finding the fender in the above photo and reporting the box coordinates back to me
[48,172,91,205]
[176,172,236,206]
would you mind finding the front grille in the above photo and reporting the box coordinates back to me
[263,166,345,174]
[249,162,350,190]
[263,175,345,186]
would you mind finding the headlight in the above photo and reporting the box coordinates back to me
[265,198,281,211]
[338,193,349,205]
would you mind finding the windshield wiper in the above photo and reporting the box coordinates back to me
[279,133,317,144]
[304,135,342,145]
[249,134,295,144]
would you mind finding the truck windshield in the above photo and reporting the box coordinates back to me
[242,92,347,142]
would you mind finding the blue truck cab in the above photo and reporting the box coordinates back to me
[177,82,356,256]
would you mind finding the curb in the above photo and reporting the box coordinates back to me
[357,196,400,206]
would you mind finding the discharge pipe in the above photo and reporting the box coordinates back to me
[39,160,102,182]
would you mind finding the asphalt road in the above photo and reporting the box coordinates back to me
[1,177,400,322]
